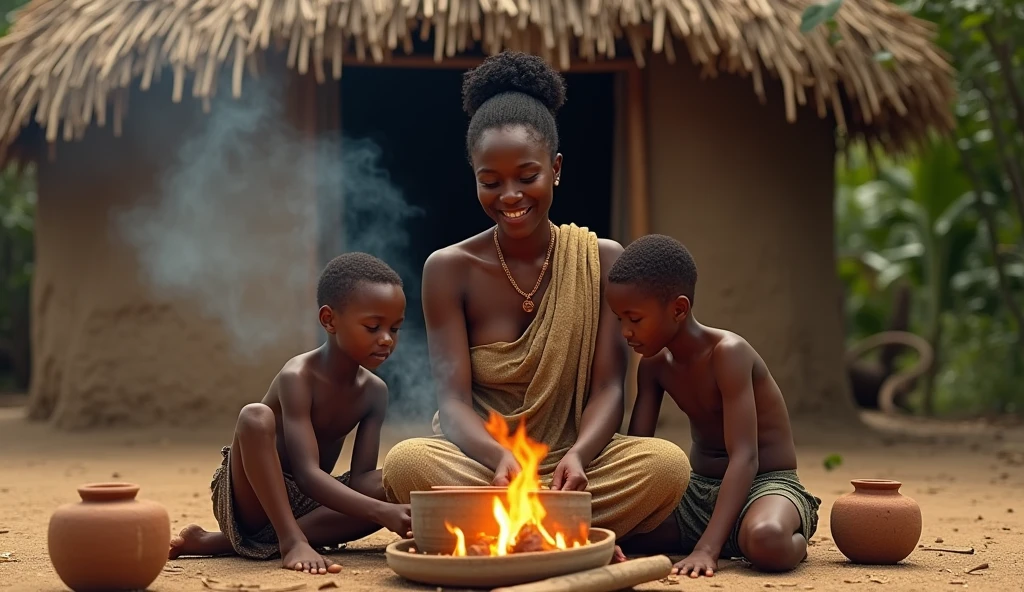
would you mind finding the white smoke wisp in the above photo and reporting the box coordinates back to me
[115,72,438,419]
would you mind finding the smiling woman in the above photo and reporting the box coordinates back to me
[380,51,692,547]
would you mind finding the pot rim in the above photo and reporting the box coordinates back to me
[850,479,902,490]
[387,527,615,562]
[413,488,592,499]
[430,486,508,490]
[77,482,141,502]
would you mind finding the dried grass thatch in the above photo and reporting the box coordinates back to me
[0,0,954,154]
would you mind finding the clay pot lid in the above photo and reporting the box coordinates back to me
[77,482,141,502]
[412,489,593,503]
[850,479,902,490]
[419,487,591,497]
[430,486,509,491]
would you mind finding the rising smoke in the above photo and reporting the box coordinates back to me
[116,71,437,419]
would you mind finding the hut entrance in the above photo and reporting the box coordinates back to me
[337,65,617,418]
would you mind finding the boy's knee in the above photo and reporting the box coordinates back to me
[745,520,787,548]
[741,520,799,571]
[236,403,275,438]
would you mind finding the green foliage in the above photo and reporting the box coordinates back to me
[838,143,982,319]
[0,164,36,392]
[0,164,36,337]
[836,0,1024,416]
[800,0,845,34]
[800,0,845,45]
[959,12,991,31]
[934,312,1024,415]
[0,0,28,36]
[837,137,1024,414]
[823,453,844,471]
[873,51,895,68]
[0,0,34,390]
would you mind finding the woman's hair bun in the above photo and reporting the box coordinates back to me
[462,51,567,117]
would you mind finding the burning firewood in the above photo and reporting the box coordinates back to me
[512,524,547,553]
[467,545,490,556]
[443,413,591,557]
[465,533,496,556]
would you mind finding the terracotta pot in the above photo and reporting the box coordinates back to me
[830,479,922,564]
[48,483,171,591]
[411,487,591,554]
[387,527,616,588]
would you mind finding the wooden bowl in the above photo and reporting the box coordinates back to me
[386,527,616,588]
[410,487,592,555]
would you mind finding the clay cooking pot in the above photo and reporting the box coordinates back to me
[387,527,617,588]
[830,479,921,564]
[48,482,171,591]
[411,486,591,554]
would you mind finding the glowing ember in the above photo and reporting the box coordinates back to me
[444,412,589,556]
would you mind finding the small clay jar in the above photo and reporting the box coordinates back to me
[830,479,922,564]
[48,482,171,592]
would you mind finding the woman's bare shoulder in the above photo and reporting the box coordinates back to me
[596,237,624,259]
[425,231,493,275]
[596,237,624,279]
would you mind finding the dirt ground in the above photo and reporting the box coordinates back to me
[1,400,1022,592]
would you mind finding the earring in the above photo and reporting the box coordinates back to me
[554,177,560,186]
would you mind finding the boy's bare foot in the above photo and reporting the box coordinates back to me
[282,539,342,574]
[169,524,234,559]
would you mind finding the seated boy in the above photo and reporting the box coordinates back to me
[606,234,821,577]
[169,252,413,575]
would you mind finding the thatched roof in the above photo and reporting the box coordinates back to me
[0,0,954,153]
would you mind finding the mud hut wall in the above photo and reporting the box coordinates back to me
[643,54,853,424]
[28,76,318,430]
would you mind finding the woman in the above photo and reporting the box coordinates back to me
[381,51,690,547]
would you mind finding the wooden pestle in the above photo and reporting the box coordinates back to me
[490,555,672,592]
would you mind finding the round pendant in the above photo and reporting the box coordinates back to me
[522,299,535,313]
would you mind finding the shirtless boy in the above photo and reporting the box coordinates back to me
[169,252,413,574]
[606,234,821,578]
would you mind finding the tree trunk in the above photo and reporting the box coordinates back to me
[920,317,943,416]
[982,23,1024,143]
[879,283,912,373]
[957,143,1024,351]
[921,226,945,416]
[974,77,1024,226]
[10,281,30,389]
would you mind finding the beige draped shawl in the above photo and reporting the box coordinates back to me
[385,223,690,536]
[443,222,600,466]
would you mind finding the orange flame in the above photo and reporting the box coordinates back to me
[445,521,466,556]
[447,412,587,556]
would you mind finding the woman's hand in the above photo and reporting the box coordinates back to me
[550,452,588,491]
[491,452,522,486]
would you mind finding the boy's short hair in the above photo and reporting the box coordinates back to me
[317,252,403,309]
[608,234,698,304]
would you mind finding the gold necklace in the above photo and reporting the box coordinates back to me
[493,222,556,313]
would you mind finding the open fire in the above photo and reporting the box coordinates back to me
[442,412,589,557]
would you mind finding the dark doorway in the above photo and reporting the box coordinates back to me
[338,66,616,419]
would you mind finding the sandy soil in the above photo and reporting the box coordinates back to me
[0,403,1022,592]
